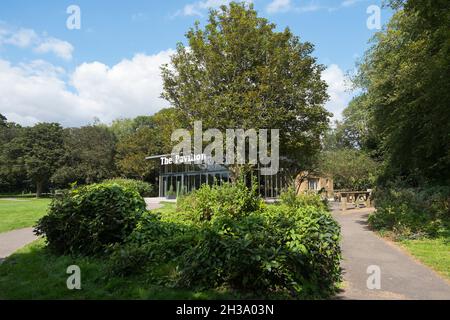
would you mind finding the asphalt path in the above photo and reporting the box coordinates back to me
[332,204,450,300]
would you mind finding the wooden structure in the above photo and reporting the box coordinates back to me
[336,190,372,211]
[296,172,334,198]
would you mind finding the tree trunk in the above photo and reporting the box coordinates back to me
[36,180,43,198]
[229,164,253,183]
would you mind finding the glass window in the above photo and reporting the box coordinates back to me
[189,175,195,192]
[184,175,189,194]
[207,174,214,185]
[195,174,200,189]
[215,174,221,185]
[308,179,318,191]
[201,174,207,185]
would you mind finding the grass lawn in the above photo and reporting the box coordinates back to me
[0,238,239,300]
[400,238,450,280]
[0,198,51,233]
[156,201,177,214]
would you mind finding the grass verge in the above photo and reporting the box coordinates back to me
[399,238,450,280]
[0,198,51,233]
[0,238,237,300]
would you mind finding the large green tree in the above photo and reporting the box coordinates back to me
[319,149,379,191]
[52,125,117,187]
[333,94,379,153]
[115,127,158,181]
[115,108,183,181]
[0,114,6,127]
[12,123,65,197]
[354,0,450,185]
[0,115,27,193]
[161,2,330,169]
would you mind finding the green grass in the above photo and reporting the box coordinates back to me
[0,239,238,300]
[155,201,177,214]
[0,198,51,233]
[400,238,450,280]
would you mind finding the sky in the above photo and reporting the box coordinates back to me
[0,0,392,127]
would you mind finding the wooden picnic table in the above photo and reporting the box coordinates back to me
[336,190,372,211]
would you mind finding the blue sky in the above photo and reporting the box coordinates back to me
[0,0,392,126]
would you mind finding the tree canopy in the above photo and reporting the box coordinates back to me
[161,2,330,168]
[52,125,117,187]
[353,0,450,185]
[115,108,183,181]
[8,123,65,196]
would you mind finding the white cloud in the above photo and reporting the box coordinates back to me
[266,0,328,14]
[3,28,38,47]
[266,0,367,14]
[34,37,74,61]
[341,0,366,7]
[322,64,354,120]
[175,0,253,17]
[0,25,74,60]
[266,0,292,13]
[0,50,175,127]
[296,3,324,13]
[17,59,66,78]
[0,59,82,126]
[3,113,41,127]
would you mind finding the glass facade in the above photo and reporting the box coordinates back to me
[158,160,290,198]
[159,162,231,197]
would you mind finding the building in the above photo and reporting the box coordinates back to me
[146,153,333,199]
[295,172,334,199]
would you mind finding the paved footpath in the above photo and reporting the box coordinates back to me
[332,204,450,300]
[144,197,165,210]
[0,227,38,262]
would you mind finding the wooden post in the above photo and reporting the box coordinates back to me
[341,193,347,211]
[365,192,371,207]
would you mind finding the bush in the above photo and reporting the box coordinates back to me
[108,211,198,276]
[35,182,146,255]
[104,178,155,197]
[105,178,341,298]
[176,204,341,298]
[177,179,263,222]
[368,186,450,239]
[174,183,340,297]
[107,242,153,276]
[280,186,328,211]
[128,212,198,260]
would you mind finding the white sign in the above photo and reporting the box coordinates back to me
[161,153,206,165]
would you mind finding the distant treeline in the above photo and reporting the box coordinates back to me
[0,108,181,196]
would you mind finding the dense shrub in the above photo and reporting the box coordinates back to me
[35,182,146,255]
[104,178,155,197]
[280,187,328,211]
[368,186,450,239]
[105,179,341,298]
[175,185,340,297]
[107,242,153,276]
[177,179,263,222]
[108,211,198,276]
[176,204,341,297]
